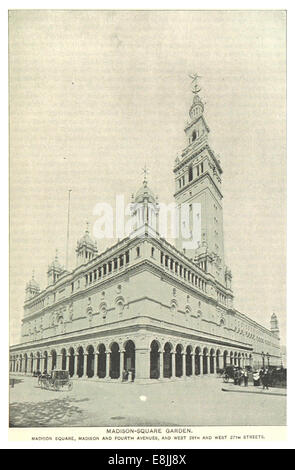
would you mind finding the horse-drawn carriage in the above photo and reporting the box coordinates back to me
[38,370,73,391]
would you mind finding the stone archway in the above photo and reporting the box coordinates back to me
[77,347,84,378]
[98,344,106,378]
[203,348,208,374]
[24,353,28,374]
[150,340,160,379]
[68,348,75,377]
[216,350,221,371]
[223,350,228,368]
[195,347,201,375]
[163,342,172,378]
[210,349,215,374]
[186,346,192,376]
[110,342,120,379]
[175,344,183,378]
[86,345,95,378]
[124,340,135,379]
[36,352,41,372]
[50,350,57,371]
[61,348,67,371]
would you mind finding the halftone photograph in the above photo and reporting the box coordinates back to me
[9,10,286,431]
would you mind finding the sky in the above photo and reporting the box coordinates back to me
[9,10,286,345]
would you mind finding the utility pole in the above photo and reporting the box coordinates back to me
[66,189,72,270]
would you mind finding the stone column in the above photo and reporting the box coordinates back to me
[211,355,215,374]
[93,353,98,378]
[82,353,87,378]
[135,347,150,382]
[57,354,62,370]
[105,351,111,379]
[120,350,125,381]
[199,354,203,375]
[159,350,163,379]
[40,355,45,372]
[171,352,176,379]
[192,354,196,376]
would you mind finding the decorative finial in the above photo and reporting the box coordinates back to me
[32,269,35,280]
[142,163,149,186]
[189,73,202,94]
[55,249,58,261]
[86,220,90,234]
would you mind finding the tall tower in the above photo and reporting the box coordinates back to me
[25,271,40,300]
[270,312,280,338]
[47,250,65,286]
[174,75,227,285]
[76,223,98,266]
[130,168,159,237]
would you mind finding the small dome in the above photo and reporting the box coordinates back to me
[76,224,97,251]
[26,272,40,291]
[134,180,157,204]
[48,250,63,272]
[271,312,277,319]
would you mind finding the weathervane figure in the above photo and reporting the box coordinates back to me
[142,163,149,185]
[189,72,202,94]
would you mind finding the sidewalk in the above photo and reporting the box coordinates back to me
[221,382,286,397]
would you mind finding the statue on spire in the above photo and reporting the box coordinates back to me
[142,163,149,186]
[189,73,202,94]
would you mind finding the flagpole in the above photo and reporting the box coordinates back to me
[66,189,72,270]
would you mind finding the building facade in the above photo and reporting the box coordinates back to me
[9,80,281,381]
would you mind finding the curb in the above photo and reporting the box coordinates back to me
[221,387,286,397]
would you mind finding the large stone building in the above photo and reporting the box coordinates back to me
[9,79,281,381]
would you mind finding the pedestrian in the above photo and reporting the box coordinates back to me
[263,368,269,390]
[253,370,260,386]
[244,369,249,387]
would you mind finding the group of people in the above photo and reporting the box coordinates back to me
[253,367,271,389]
[233,368,249,386]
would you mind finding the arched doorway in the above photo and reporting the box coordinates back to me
[61,348,67,371]
[238,353,241,367]
[36,352,41,372]
[186,346,192,376]
[210,349,215,374]
[163,342,172,378]
[30,353,33,373]
[203,348,208,374]
[110,342,120,379]
[230,351,233,365]
[51,350,57,371]
[195,347,201,375]
[68,348,75,377]
[43,351,48,372]
[223,350,228,368]
[24,353,28,373]
[77,347,84,377]
[216,350,221,371]
[175,344,183,377]
[86,345,95,378]
[124,340,135,379]
[98,344,106,378]
[150,340,160,379]
[19,355,23,373]
[234,352,237,366]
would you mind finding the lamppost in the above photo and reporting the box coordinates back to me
[261,352,265,369]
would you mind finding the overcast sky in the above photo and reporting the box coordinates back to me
[9,10,286,345]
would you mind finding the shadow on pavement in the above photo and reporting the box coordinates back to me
[9,397,89,427]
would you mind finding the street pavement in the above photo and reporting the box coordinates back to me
[9,374,286,427]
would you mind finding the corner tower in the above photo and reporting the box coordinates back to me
[173,75,228,286]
